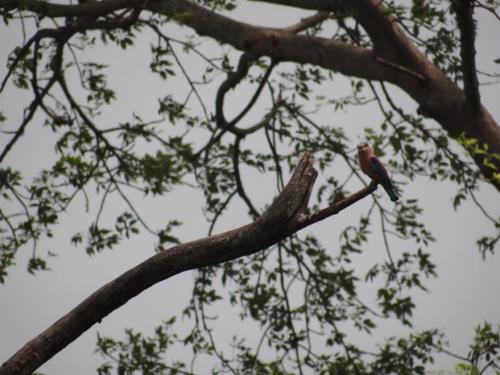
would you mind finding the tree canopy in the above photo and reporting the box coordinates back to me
[0,0,499,374]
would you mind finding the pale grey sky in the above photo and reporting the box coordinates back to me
[1,1,499,374]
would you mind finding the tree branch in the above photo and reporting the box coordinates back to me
[232,136,260,218]
[0,34,64,164]
[215,52,258,131]
[0,0,133,18]
[452,0,481,114]
[152,0,391,80]
[282,10,330,33]
[0,153,378,375]
[297,178,378,229]
[238,98,285,136]
[0,0,427,85]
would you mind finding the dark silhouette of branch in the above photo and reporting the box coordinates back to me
[452,0,481,114]
[296,178,378,229]
[0,37,65,164]
[232,136,260,218]
[473,0,500,21]
[193,53,264,160]
[215,52,258,130]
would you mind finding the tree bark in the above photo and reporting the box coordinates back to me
[0,154,378,375]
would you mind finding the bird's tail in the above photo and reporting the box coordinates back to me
[382,184,399,202]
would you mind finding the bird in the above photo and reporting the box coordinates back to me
[357,142,399,202]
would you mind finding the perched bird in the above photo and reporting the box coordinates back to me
[357,142,399,202]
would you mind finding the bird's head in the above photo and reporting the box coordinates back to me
[357,142,370,151]
[357,142,375,157]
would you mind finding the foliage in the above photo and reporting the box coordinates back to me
[1,0,499,373]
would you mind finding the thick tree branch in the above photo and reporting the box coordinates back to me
[0,0,423,84]
[0,153,378,375]
[452,0,481,114]
[1,0,132,18]
[252,0,424,60]
[152,0,391,80]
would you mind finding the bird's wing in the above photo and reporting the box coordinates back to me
[369,157,390,182]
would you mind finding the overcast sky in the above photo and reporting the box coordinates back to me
[1,1,500,374]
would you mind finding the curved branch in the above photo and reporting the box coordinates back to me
[232,136,260,218]
[195,57,275,158]
[228,62,275,129]
[0,153,379,375]
[215,52,257,130]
